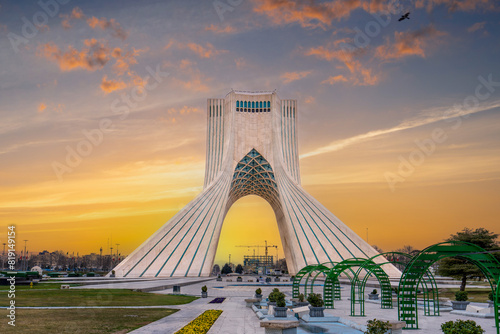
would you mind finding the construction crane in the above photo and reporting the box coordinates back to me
[237,240,278,262]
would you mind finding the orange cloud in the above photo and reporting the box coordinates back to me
[280,71,312,83]
[375,26,446,61]
[86,16,128,40]
[304,96,315,104]
[205,24,236,34]
[60,7,127,39]
[111,47,147,76]
[252,0,383,28]
[37,39,110,71]
[321,75,348,85]
[182,42,227,59]
[100,75,127,94]
[37,102,47,113]
[306,42,379,86]
[61,7,84,29]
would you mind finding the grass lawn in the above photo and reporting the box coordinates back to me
[0,289,198,307]
[0,308,177,333]
[0,282,82,290]
[438,287,493,303]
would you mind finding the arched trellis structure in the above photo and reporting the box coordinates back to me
[351,252,440,317]
[350,258,393,316]
[324,258,389,310]
[398,241,500,333]
[293,264,341,305]
[303,262,338,298]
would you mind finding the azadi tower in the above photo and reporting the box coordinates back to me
[112,90,400,277]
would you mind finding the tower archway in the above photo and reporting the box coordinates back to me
[112,91,401,278]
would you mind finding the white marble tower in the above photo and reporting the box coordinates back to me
[112,90,399,277]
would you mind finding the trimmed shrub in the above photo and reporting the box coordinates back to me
[307,293,324,307]
[455,291,468,301]
[298,293,305,302]
[255,288,262,295]
[365,319,390,334]
[441,319,484,334]
[201,285,207,293]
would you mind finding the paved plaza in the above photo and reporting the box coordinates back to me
[106,277,498,334]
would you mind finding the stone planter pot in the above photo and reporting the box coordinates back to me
[255,294,262,299]
[274,306,288,318]
[293,301,309,307]
[202,291,207,298]
[216,277,222,281]
[237,278,242,282]
[451,301,470,310]
[308,306,325,317]
[368,293,379,300]
[488,301,495,308]
[274,277,280,282]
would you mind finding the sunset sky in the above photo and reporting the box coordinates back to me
[0,0,499,267]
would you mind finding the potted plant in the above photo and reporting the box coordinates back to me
[441,319,484,334]
[201,285,208,298]
[274,276,280,282]
[268,288,281,306]
[237,276,243,282]
[365,319,390,334]
[488,291,495,308]
[307,293,325,317]
[274,292,287,318]
[368,289,379,300]
[255,288,262,299]
[295,293,309,307]
[216,274,222,281]
[451,291,470,310]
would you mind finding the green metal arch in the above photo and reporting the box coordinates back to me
[304,262,337,296]
[398,241,500,333]
[324,258,387,310]
[353,252,440,317]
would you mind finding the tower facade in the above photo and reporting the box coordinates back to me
[113,90,399,277]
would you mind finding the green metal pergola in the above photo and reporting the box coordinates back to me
[398,241,500,333]
[351,252,440,317]
[293,264,341,304]
[324,258,386,310]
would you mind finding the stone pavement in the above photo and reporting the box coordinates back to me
[139,277,498,334]
[73,275,497,334]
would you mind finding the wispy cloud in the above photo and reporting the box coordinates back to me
[205,24,236,34]
[467,21,486,33]
[252,0,394,29]
[281,70,312,83]
[37,102,47,113]
[375,26,446,61]
[37,39,110,71]
[301,99,500,159]
[60,7,128,40]
[100,75,127,94]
